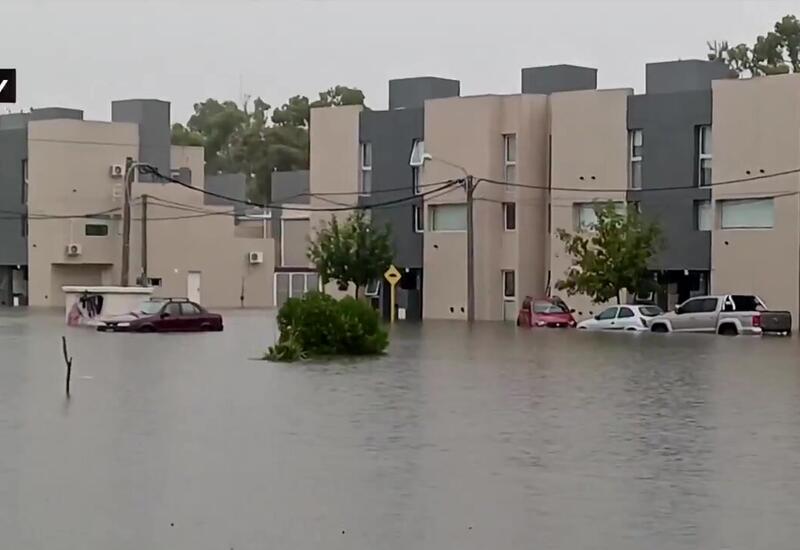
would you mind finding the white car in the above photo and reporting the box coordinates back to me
[577,304,664,332]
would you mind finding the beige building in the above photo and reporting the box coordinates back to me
[26,112,275,308]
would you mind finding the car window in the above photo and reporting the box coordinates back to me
[140,301,163,315]
[596,307,617,320]
[182,302,202,315]
[699,298,719,313]
[163,303,182,316]
[533,301,565,314]
[680,299,702,314]
[617,307,635,318]
[639,306,663,317]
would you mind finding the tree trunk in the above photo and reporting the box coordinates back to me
[616,292,621,305]
[354,285,360,300]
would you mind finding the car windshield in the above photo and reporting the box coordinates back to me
[139,301,164,315]
[533,301,566,314]
[639,306,663,317]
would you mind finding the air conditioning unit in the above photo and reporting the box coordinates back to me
[248,251,264,264]
[66,243,82,257]
[110,164,125,178]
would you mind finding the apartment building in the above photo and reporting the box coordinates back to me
[8,99,275,308]
[306,62,800,326]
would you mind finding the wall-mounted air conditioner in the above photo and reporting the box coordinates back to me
[110,164,124,178]
[66,243,82,257]
[249,251,264,264]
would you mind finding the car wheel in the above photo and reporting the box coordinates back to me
[718,324,738,336]
[651,324,668,333]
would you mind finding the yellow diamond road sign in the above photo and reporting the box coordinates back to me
[384,265,402,286]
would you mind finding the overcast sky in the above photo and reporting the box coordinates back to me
[2,0,797,123]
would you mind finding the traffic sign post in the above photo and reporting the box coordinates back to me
[384,265,402,323]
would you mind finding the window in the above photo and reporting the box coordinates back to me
[679,299,702,314]
[699,298,719,313]
[21,214,27,237]
[698,125,712,187]
[720,198,774,229]
[365,280,380,297]
[181,302,202,315]
[596,307,618,320]
[147,277,162,287]
[429,204,467,231]
[360,142,372,195]
[22,159,28,204]
[502,270,516,299]
[574,202,625,231]
[503,134,517,183]
[413,205,424,233]
[85,223,109,236]
[409,139,425,167]
[412,166,421,195]
[629,129,643,189]
[533,301,568,314]
[503,202,516,231]
[618,307,635,318]
[729,295,765,312]
[163,303,182,316]
[695,200,712,231]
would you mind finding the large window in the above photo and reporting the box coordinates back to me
[274,272,320,308]
[360,142,372,195]
[698,125,712,187]
[574,202,625,231]
[503,134,517,183]
[720,198,774,229]
[429,204,467,232]
[410,139,425,195]
[502,270,516,299]
[503,202,516,231]
[695,200,712,231]
[413,205,424,233]
[629,129,643,189]
[85,223,109,236]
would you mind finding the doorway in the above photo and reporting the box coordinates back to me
[187,271,201,303]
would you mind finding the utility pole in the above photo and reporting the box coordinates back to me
[465,175,475,323]
[141,194,148,285]
[120,158,134,287]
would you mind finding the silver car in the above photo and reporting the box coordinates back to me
[577,304,663,331]
[649,294,765,335]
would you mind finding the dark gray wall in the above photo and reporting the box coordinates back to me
[205,173,246,206]
[521,64,597,94]
[628,90,712,271]
[359,108,424,268]
[112,99,170,181]
[389,77,460,110]
[272,170,309,204]
[0,128,28,266]
[29,108,84,122]
[646,60,736,94]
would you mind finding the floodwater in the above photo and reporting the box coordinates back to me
[2,310,800,550]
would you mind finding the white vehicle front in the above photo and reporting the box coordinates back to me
[578,305,663,332]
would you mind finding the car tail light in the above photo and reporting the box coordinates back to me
[752,314,761,328]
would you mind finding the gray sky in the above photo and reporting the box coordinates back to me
[3,0,797,123]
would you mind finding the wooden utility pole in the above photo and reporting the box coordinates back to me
[466,174,475,323]
[120,157,133,287]
[141,193,148,284]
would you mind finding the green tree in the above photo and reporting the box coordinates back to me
[307,211,393,299]
[555,203,661,305]
[708,14,800,76]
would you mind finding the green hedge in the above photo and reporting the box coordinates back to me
[265,292,389,361]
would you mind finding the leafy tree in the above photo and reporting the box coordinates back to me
[307,211,393,299]
[170,123,204,147]
[709,14,800,76]
[555,203,661,305]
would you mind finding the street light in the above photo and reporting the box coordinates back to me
[421,153,476,324]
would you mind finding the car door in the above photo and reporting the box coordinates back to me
[181,302,204,331]
[693,297,720,332]
[593,307,618,330]
[157,302,184,332]
[615,306,637,329]
[671,298,702,331]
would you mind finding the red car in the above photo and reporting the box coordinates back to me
[98,298,223,333]
[517,297,577,328]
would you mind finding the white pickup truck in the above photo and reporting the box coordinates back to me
[649,294,767,335]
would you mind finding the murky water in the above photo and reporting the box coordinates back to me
[2,310,800,549]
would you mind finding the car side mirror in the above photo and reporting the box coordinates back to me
[674,305,681,314]
[161,312,170,319]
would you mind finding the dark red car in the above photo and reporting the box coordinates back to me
[517,297,577,328]
[98,298,223,333]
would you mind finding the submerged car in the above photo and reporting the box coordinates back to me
[98,298,223,333]
[517,297,576,328]
[577,304,663,331]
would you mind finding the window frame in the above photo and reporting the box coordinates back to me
[412,166,421,195]
[503,134,517,183]
[429,203,467,232]
[359,142,372,196]
[629,129,643,190]
[596,307,618,321]
[503,202,516,231]
[574,201,626,232]
[84,223,110,237]
[413,204,424,233]
[617,307,635,319]
[181,302,203,315]
[502,270,516,300]
[695,199,712,231]
[720,198,775,230]
[698,125,712,187]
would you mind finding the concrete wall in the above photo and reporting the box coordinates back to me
[111,99,171,181]
[646,60,736,94]
[205,173,246,207]
[359,107,424,268]
[272,170,309,204]
[388,77,460,110]
[711,74,800,325]
[522,65,597,95]
[627,90,712,270]
[0,128,27,266]
[549,88,632,319]
[280,217,311,267]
